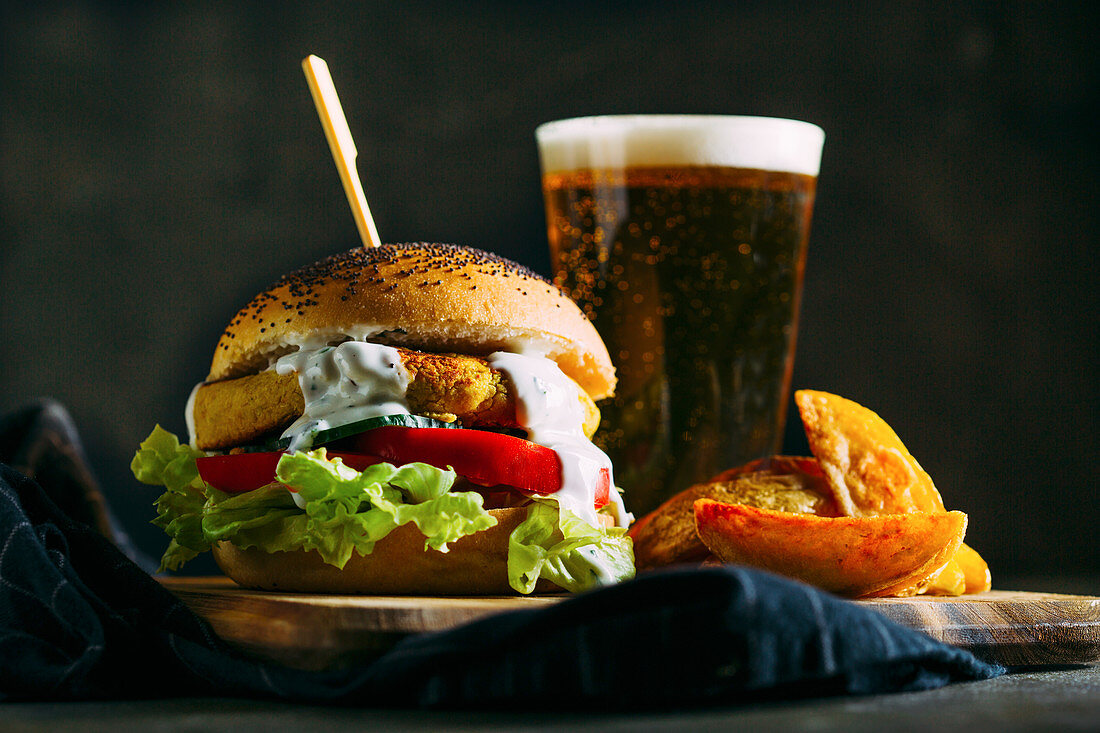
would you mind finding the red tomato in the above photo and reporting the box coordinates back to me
[351,427,558,491]
[196,452,281,493]
[350,427,609,508]
[196,428,611,509]
[196,451,381,493]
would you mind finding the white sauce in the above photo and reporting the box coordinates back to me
[275,342,410,452]
[578,544,618,586]
[290,488,308,510]
[184,381,203,449]
[488,352,632,529]
[249,341,629,530]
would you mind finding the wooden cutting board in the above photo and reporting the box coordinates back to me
[160,577,1100,671]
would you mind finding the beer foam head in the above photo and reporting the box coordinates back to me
[536,115,824,177]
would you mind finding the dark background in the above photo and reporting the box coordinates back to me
[1,1,1096,583]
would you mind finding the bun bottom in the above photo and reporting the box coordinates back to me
[212,507,558,595]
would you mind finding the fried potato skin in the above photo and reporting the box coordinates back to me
[953,542,992,594]
[629,456,839,570]
[794,390,990,595]
[193,346,600,450]
[794,390,945,516]
[632,391,991,597]
[693,500,968,598]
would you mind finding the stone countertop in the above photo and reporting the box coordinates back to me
[4,665,1098,733]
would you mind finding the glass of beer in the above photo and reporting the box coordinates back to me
[536,115,824,516]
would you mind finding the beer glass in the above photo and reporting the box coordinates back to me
[536,115,824,516]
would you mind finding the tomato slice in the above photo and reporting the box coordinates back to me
[196,451,381,493]
[197,427,611,510]
[351,427,556,490]
[196,452,282,493]
[594,466,611,509]
[350,427,610,509]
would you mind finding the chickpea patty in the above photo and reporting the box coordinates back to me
[191,346,600,450]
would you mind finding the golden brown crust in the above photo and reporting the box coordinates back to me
[399,349,514,426]
[794,390,945,516]
[192,347,601,450]
[212,507,559,595]
[629,456,838,570]
[793,391,989,597]
[692,501,967,598]
[208,243,615,400]
[193,370,303,450]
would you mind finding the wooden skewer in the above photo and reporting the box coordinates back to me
[301,54,381,248]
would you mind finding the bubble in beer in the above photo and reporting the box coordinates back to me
[544,164,817,516]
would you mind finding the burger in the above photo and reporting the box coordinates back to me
[131,243,634,595]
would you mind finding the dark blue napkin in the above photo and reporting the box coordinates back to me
[0,401,1002,706]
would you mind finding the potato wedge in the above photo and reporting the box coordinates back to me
[794,390,991,595]
[629,457,839,570]
[794,390,945,516]
[693,499,967,598]
[953,542,992,594]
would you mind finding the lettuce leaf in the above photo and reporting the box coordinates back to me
[275,450,496,564]
[131,424,205,492]
[508,501,635,594]
[201,485,307,549]
[132,425,210,571]
[132,428,498,572]
[134,427,635,594]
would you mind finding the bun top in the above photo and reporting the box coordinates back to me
[207,243,616,400]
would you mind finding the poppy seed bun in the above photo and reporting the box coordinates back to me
[212,507,610,595]
[208,243,616,400]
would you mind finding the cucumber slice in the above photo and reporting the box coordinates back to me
[270,414,458,451]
